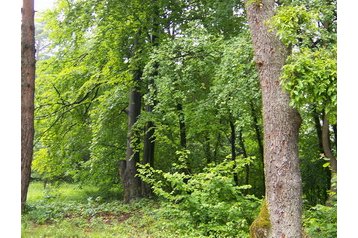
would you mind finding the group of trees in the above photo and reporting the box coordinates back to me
[22,0,336,237]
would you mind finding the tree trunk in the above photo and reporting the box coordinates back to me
[322,114,337,174]
[250,100,265,193]
[142,111,155,196]
[176,103,191,174]
[332,123,337,151]
[238,129,249,186]
[322,113,337,205]
[177,103,187,149]
[142,2,160,197]
[21,0,36,213]
[245,1,303,237]
[312,107,324,152]
[122,69,142,203]
[229,119,239,185]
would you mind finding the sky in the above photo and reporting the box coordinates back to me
[35,0,56,12]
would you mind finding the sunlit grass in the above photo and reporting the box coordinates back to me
[27,182,120,203]
[22,182,200,238]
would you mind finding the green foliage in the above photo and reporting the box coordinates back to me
[303,203,337,238]
[269,5,318,46]
[281,46,336,121]
[138,159,261,237]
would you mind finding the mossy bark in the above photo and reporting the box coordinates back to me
[250,200,270,238]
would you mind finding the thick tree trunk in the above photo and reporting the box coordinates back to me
[245,1,303,237]
[122,69,142,203]
[21,0,36,213]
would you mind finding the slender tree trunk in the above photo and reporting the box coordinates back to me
[322,114,337,206]
[21,0,36,213]
[245,1,303,237]
[238,129,249,186]
[177,103,187,149]
[213,132,221,164]
[312,107,324,152]
[229,119,239,185]
[250,100,265,193]
[142,2,160,197]
[176,103,191,174]
[122,68,142,203]
[142,117,155,196]
[322,114,337,173]
[332,123,337,151]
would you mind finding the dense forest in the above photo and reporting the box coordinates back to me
[21,0,337,237]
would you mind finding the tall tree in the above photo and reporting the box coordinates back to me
[21,0,36,212]
[245,0,303,237]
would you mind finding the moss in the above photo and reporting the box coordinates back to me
[249,200,271,238]
[246,0,263,7]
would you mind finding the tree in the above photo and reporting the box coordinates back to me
[245,0,303,237]
[21,0,36,212]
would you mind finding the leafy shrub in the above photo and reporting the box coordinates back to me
[138,158,261,237]
[303,203,337,238]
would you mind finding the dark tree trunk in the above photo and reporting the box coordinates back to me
[142,110,155,196]
[312,107,324,152]
[250,100,265,192]
[332,123,337,151]
[203,134,212,164]
[213,132,221,164]
[176,103,191,174]
[245,1,303,237]
[322,114,337,174]
[229,119,239,185]
[322,114,337,206]
[177,103,187,149]
[142,2,160,197]
[21,0,36,213]
[122,69,142,203]
[238,129,249,186]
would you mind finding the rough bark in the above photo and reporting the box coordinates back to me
[245,1,303,237]
[122,69,142,203]
[21,0,36,213]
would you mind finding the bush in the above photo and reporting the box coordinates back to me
[303,203,337,238]
[138,158,261,237]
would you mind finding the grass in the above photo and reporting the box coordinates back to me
[22,182,204,238]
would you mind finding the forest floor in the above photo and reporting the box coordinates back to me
[21,182,202,238]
